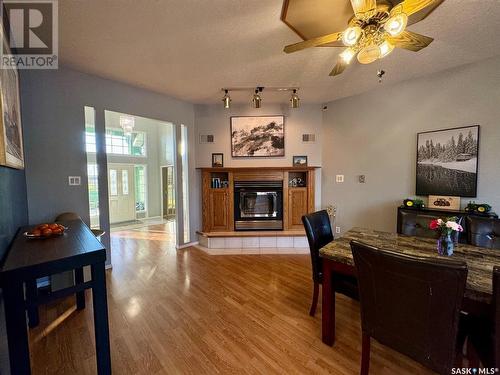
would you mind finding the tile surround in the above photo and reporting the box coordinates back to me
[195,245,309,256]
[196,233,309,255]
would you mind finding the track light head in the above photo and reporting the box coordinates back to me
[222,89,231,109]
[290,89,300,108]
[252,87,262,108]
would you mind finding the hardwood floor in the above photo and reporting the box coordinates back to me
[29,226,434,374]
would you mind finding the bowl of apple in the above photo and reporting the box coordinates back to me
[24,223,67,239]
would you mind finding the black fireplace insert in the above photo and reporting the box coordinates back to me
[234,181,283,231]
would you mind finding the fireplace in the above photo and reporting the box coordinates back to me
[234,181,283,230]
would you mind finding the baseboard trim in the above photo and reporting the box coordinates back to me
[176,241,199,250]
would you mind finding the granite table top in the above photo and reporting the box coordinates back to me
[319,227,500,304]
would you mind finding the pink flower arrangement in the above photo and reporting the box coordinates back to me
[429,217,464,235]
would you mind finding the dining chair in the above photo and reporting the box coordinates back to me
[466,266,500,368]
[467,216,500,249]
[350,240,468,375]
[302,210,358,317]
[55,212,105,241]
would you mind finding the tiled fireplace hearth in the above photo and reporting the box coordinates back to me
[196,232,309,255]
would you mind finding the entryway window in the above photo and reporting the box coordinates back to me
[134,165,147,213]
[105,128,146,157]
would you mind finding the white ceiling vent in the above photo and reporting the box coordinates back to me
[199,134,214,144]
[302,134,316,143]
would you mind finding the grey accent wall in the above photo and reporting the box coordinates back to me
[0,166,28,374]
[20,67,199,263]
[321,55,500,234]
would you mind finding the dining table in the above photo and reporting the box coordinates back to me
[319,227,498,346]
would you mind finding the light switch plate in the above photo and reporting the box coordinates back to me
[336,175,344,183]
[68,176,81,186]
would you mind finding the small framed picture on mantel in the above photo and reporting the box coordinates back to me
[293,155,307,167]
[212,153,224,168]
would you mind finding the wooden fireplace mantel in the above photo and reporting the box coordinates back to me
[199,166,319,233]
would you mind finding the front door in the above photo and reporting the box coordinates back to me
[108,164,136,224]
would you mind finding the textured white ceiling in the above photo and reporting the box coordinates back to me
[59,0,500,104]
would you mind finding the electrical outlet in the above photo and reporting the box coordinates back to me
[68,176,81,186]
[336,175,344,183]
[335,226,341,234]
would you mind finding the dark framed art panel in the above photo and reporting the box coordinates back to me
[230,115,285,157]
[416,125,480,197]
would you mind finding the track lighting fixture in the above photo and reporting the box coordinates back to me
[222,89,231,109]
[252,87,263,108]
[290,89,300,108]
[220,87,299,108]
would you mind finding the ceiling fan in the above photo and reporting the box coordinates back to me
[283,0,440,77]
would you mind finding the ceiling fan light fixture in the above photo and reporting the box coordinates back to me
[384,13,408,37]
[357,44,381,64]
[379,40,395,58]
[222,89,231,109]
[340,48,356,64]
[342,26,362,46]
[290,89,300,108]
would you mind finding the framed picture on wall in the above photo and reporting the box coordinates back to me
[212,153,224,167]
[0,29,24,169]
[230,115,284,157]
[416,125,479,197]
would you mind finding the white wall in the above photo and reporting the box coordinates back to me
[195,103,323,168]
[194,103,324,210]
[321,55,500,234]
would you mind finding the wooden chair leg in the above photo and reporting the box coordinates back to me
[309,282,319,317]
[361,332,371,375]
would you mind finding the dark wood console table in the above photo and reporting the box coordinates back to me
[0,219,111,374]
[397,206,497,243]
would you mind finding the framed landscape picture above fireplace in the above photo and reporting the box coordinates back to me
[230,116,284,157]
[416,125,479,197]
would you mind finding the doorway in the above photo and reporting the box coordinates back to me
[162,165,176,220]
[85,108,190,252]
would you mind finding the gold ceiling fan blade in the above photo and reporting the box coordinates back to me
[350,0,377,19]
[399,0,440,17]
[387,30,433,52]
[283,32,342,54]
[329,59,348,77]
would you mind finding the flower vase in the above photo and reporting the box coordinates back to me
[437,233,454,256]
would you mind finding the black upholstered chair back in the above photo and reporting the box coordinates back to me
[467,216,500,249]
[351,240,468,374]
[302,210,333,283]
